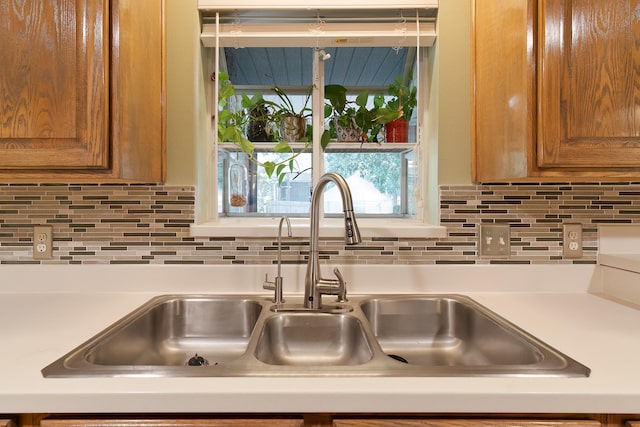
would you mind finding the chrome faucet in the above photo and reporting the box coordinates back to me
[263,216,292,305]
[304,173,361,310]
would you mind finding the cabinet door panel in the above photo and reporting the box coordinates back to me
[0,0,109,169]
[538,0,640,168]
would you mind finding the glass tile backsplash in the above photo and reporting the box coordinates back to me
[2,182,638,265]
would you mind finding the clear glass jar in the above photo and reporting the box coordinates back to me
[228,162,248,207]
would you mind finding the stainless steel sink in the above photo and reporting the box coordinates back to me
[85,296,263,366]
[255,313,373,366]
[42,294,590,378]
[43,296,264,376]
[361,297,555,369]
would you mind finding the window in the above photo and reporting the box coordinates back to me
[193,2,445,238]
[218,47,415,218]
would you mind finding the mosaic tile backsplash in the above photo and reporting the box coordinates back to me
[2,182,640,265]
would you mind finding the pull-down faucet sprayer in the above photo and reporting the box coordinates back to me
[304,173,361,310]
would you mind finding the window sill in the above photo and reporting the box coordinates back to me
[190,218,447,239]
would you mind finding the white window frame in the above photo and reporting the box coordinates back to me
[191,4,445,239]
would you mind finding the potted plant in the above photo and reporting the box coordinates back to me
[324,84,362,142]
[323,84,386,146]
[271,85,313,142]
[217,72,310,183]
[374,76,417,143]
[246,100,275,142]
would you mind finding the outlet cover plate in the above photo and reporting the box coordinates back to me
[33,225,53,260]
[563,223,583,259]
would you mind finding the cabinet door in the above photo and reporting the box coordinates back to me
[472,0,535,181]
[538,0,640,169]
[0,0,109,170]
[333,420,601,427]
[110,0,165,182]
[41,418,303,427]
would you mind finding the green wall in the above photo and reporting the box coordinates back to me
[436,0,472,185]
[164,0,472,186]
[165,0,200,186]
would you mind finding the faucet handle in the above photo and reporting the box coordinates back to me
[332,267,348,303]
[263,273,275,290]
[263,273,285,304]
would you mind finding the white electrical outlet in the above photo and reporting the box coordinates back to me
[563,223,583,258]
[479,224,511,258]
[33,225,53,260]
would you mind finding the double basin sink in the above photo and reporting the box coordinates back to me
[42,294,590,377]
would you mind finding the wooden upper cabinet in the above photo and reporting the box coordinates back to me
[0,0,165,182]
[473,0,640,181]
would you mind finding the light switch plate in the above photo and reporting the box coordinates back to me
[479,224,510,258]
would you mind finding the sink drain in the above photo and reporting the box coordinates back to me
[186,354,209,366]
[387,354,408,364]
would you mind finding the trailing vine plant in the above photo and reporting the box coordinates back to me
[216,72,312,184]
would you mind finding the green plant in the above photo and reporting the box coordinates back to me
[247,102,276,142]
[323,85,385,146]
[356,91,386,143]
[217,73,269,153]
[374,76,417,125]
[324,84,349,120]
[271,85,313,119]
[324,84,359,141]
[217,73,311,183]
[271,85,313,143]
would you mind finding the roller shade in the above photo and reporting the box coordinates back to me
[199,1,438,48]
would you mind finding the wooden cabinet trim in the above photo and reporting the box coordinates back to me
[21,414,640,427]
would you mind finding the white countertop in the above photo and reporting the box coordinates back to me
[1,264,639,415]
[600,253,640,274]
